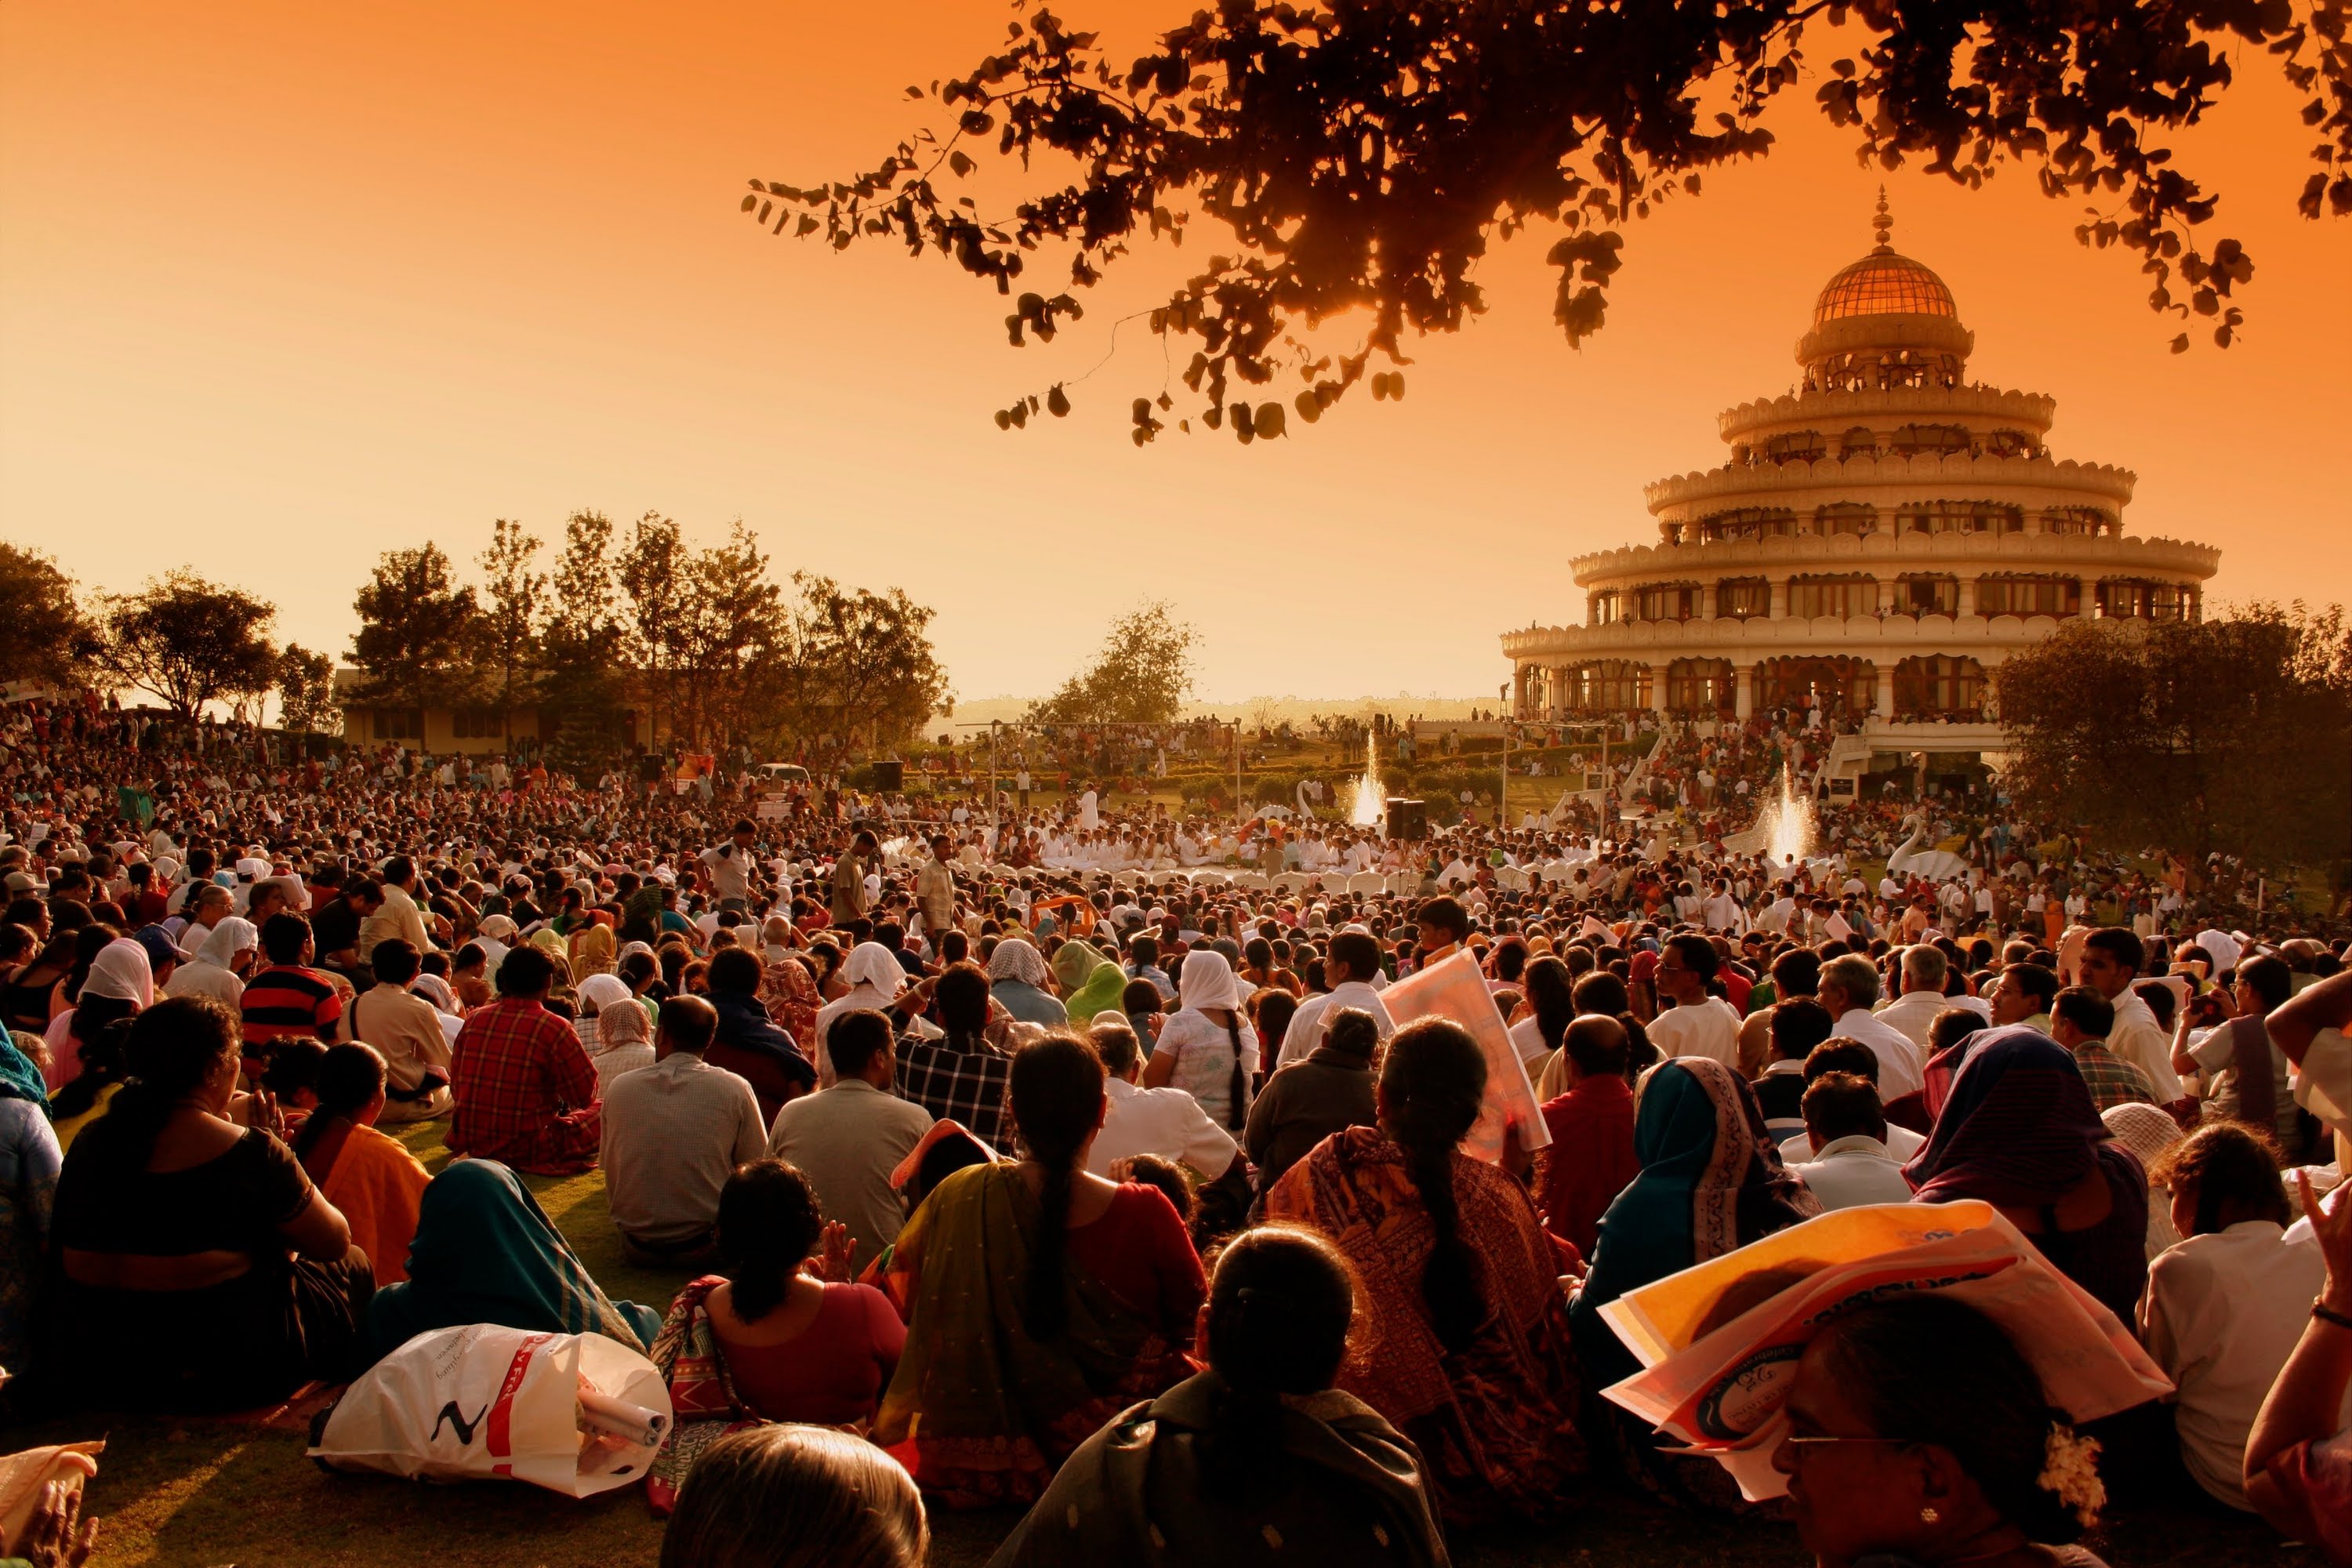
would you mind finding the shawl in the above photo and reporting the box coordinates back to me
[191,916,257,968]
[1570,1058,1819,1388]
[575,973,633,1016]
[1262,1125,1584,1523]
[988,938,1053,989]
[312,1121,430,1287]
[1178,949,1243,1012]
[644,1276,762,1516]
[363,1158,659,1360]
[1064,961,1128,1027]
[874,1163,1193,1509]
[760,954,822,1046]
[0,1032,49,1113]
[1050,939,1098,996]
[840,942,908,1000]
[982,1371,1451,1568]
[568,920,616,983]
[591,992,652,1051]
[1903,1026,2111,1207]
[80,940,153,1009]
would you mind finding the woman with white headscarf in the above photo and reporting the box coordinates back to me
[986,937,1067,1029]
[42,938,154,1094]
[811,942,913,1087]
[575,972,655,1094]
[163,916,259,1007]
[1142,949,1259,1131]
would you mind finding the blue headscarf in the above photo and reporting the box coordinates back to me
[363,1159,658,1363]
[1570,1057,1817,1386]
[0,1031,49,1116]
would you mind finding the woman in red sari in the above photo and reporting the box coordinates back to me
[1265,1015,1584,1524]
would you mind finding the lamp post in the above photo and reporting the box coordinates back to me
[1497,682,1509,833]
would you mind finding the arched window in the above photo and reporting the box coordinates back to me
[1765,431,1828,463]
[1588,590,1621,626]
[1694,508,1798,543]
[1565,661,1646,713]
[1814,502,1878,537]
[1894,574,1958,616]
[2042,506,2114,537]
[1886,423,1973,456]
[1894,655,1987,718]
[1715,577,1769,619]
[1896,500,2025,535]
[1787,574,1879,619]
[2097,579,2189,622]
[1632,582,1702,622]
[1755,657,1875,717]
[1838,426,1878,459]
[1976,575,2080,617]
[1666,659,1736,714]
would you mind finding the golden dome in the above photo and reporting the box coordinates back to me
[1810,189,1958,325]
[1813,249,1958,325]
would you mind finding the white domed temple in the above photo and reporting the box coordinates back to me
[1503,196,2220,783]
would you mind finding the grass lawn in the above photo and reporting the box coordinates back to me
[8,1124,2310,1566]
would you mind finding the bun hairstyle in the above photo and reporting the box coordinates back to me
[1009,1034,1106,1340]
[1819,1297,2096,1544]
[717,1160,825,1323]
[1377,1017,1489,1353]
[1200,1225,1358,1495]
[291,1044,388,1162]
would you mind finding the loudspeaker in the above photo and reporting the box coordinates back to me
[1386,797,1428,841]
[873,760,905,791]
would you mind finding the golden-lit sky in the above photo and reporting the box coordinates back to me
[4,2,2346,705]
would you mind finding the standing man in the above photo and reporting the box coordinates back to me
[829,829,879,928]
[699,818,757,916]
[916,835,956,949]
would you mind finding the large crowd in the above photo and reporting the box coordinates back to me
[2,687,2351,1568]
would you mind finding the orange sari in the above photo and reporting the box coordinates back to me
[303,1121,430,1285]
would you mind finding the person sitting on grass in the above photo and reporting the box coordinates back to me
[1772,1296,2117,1567]
[286,1044,430,1287]
[644,1159,906,1513]
[45,996,374,1412]
[659,1424,926,1568]
[446,944,601,1176]
[986,1223,1448,1567]
[362,1157,659,1364]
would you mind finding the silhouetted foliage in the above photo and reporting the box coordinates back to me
[1029,601,1199,726]
[746,0,2352,440]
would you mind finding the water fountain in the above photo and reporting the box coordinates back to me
[1348,728,1385,826]
[1751,763,1818,873]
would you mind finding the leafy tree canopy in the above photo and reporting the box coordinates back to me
[98,570,280,719]
[747,0,2352,441]
[1029,601,1199,725]
[0,540,100,690]
[276,644,337,735]
[1995,605,2352,873]
[349,543,481,713]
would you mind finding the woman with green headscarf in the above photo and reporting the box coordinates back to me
[1064,959,1129,1028]
[363,1158,660,1363]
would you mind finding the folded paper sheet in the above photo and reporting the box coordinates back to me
[1377,949,1549,1162]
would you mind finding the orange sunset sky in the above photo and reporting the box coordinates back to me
[3,2,2347,706]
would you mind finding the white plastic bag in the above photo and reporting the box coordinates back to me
[309,1324,673,1497]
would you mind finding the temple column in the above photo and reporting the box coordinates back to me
[1650,662,1671,716]
[2078,575,2100,619]
[1734,663,1755,720]
[1769,575,1789,619]
[1875,662,1897,718]
[1957,575,1977,617]
[1702,581,1719,619]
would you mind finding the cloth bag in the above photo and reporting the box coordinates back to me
[308,1324,672,1498]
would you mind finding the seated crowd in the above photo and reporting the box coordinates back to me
[2,789,2350,1568]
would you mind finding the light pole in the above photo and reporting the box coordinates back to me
[1497,681,1509,834]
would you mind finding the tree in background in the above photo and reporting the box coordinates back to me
[542,509,627,766]
[349,543,480,714]
[673,522,785,748]
[96,570,279,718]
[615,511,690,743]
[748,2,2350,441]
[1029,601,1197,727]
[476,517,548,747]
[0,540,100,690]
[276,644,337,736]
[763,573,953,756]
[1997,605,2352,875]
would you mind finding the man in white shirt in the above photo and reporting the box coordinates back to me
[1278,931,1396,1067]
[1777,1040,1929,1163]
[1646,934,1743,1069]
[2078,927,2183,1102]
[764,1008,933,1270]
[699,818,757,913]
[1818,953,1926,1100]
[1700,878,1742,934]
[600,995,767,1267]
[1872,945,1991,1047]
[1084,1018,1240,1182]
[1784,1073,1916,1210]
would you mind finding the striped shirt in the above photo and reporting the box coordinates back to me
[239,964,344,1048]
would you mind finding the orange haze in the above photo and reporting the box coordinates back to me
[4,2,2347,704]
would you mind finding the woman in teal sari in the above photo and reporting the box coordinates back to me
[1568,1056,1818,1505]
[877,1035,1203,1508]
[363,1159,660,1363]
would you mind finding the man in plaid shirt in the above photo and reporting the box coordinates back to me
[892,963,1015,1152]
[449,944,602,1174]
[2052,985,2157,1112]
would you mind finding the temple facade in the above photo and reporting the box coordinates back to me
[1504,198,2220,761]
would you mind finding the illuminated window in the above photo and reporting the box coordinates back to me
[1716,578,1769,619]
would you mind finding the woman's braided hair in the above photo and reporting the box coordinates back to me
[1378,1016,1489,1354]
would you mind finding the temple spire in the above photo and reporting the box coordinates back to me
[1871,186,1893,253]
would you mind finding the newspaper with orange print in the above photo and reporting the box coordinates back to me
[1595,1200,2172,1500]
[1376,948,1549,1163]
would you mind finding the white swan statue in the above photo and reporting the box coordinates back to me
[1886,814,1971,882]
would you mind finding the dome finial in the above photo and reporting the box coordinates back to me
[1872,186,1893,253]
